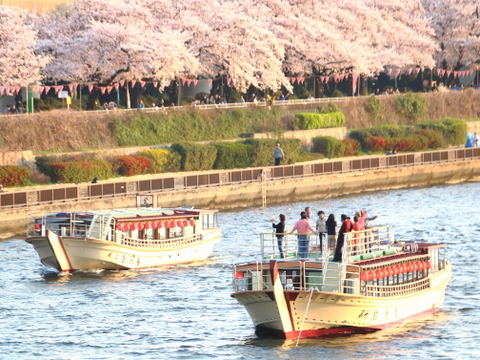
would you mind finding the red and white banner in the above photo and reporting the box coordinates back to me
[88,85,93,93]
[131,80,136,88]
[140,81,146,88]
[387,69,392,76]
[208,79,213,86]
[114,83,119,90]
[106,86,113,94]
[44,86,51,94]
[415,68,420,75]
[193,80,199,87]
[152,82,158,88]
[119,80,125,87]
[100,87,106,95]
[0,87,3,96]
[395,69,401,77]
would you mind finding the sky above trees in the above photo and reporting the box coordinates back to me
[0,0,479,90]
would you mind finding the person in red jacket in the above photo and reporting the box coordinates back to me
[333,214,353,262]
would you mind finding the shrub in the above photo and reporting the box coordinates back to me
[244,138,302,167]
[111,155,154,177]
[212,142,253,169]
[170,142,217,171]
[139,148,181,173]
[365,96,384,123]
[331,89,344,98]
[349,124,406,149]
[49,159,113,183]
[292,112,346,130]
[395,92,427,122]
[414,129,445,149]
[416,118,467,146]
[365,136,388,152]
[312,136,345,158]
[0,165,31,187]
[342,139,360,156]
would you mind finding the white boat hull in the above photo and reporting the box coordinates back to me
[232,264,451,339]
[26,230,221,271]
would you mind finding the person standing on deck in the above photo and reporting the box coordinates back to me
[272,214,286,258]
[333,214,353,262]
[316,211,327,252]
[289,212,317,258]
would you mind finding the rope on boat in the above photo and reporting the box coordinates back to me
[296,288,314,346]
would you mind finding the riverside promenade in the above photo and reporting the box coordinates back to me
[1,147,479,239]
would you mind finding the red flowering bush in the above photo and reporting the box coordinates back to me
[365,136,388,152]
[0,165,31,187]
[111,155,154,176]
[341,138,360,156]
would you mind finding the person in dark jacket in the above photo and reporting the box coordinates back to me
[333,214,353,262]
[325,214,337,253]
[272,214,286,258]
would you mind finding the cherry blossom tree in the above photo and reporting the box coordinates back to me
[0,5,47,87]
[35,0,198,107]
[146,0,290,92]
[423,0,480,69]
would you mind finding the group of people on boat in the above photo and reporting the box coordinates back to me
[272,207,377,261]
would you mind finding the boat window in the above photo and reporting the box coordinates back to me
[202,213,217,229]
[145,228,154,240]
[184,223,193,237]
[158,227,166,240]
[131,229,139,239]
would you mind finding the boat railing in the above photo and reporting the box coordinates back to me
[115,232,204,249]
[233,261,362,294]
[363,277,430,297]
[27,212,89,238]
[344,225,394,260]
[260,232,322,260]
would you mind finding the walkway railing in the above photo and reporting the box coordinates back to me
[1,147,480,210]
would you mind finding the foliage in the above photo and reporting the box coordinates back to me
[416,118,467,146]
[0,165,31,187]
[110,155,154,177]
[331,89,345,98]
[292,111,345,130]
[49,159,113,183]
[170,142,217,171]
[349,124,407,149]
[365,96,384,123]
[395,92,427,122]
[341,138,360,156]
[365,136,388,152]
[311,136,345,158]
[244,138,302,167]
[112,108,283,147]
[139,148,181,173]
[212,142,253,169]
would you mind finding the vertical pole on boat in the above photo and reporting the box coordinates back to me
[296,288,314,346]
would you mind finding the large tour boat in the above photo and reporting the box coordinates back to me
[26,207,221,272]
[231,225,451,339]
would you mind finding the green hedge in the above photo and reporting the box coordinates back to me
[212,142,253,169]
[349,124,407,149]
[112,108,283,147]
[0,165,31,187]
[312,136,345,158]
[417,118,467,146]
[49,159,113,183]
[244,138,302,167]
[292,111,345,130]
[139,148,181,173]
[170,142,217,171]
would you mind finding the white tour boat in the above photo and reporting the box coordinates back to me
[26,207,221,272]
[231,225,451,339]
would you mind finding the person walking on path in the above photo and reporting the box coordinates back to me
[290,212,317,258]
[273,143,285,166]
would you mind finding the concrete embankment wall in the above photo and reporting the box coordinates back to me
[2,159,479,239]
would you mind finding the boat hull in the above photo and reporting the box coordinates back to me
[26,230,221,271]
[232,264,451,339]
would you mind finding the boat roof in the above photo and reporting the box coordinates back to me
[41,207,216,221]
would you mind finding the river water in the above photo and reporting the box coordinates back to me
[1,182,479,360]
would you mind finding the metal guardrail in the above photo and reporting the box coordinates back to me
[1,147,480,210]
